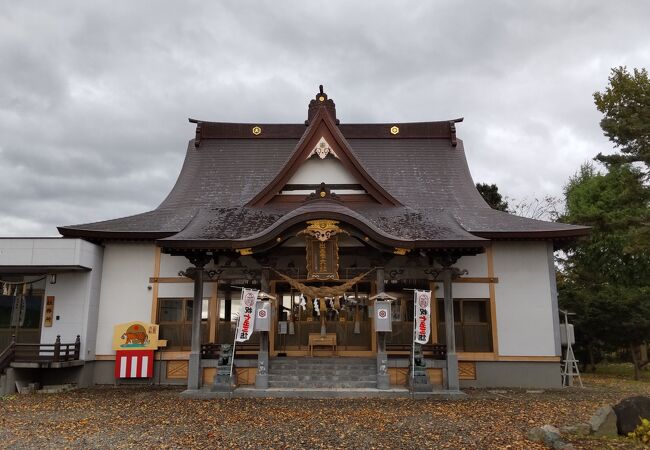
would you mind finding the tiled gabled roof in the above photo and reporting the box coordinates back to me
[59,89,589,245]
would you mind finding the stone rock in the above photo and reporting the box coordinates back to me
[589,405,618,437]
[552,440,574,450]
[559,423,590,436]
[527,425,561,446]
[613,395,650,435]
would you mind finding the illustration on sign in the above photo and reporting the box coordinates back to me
[121,323,149,346]
[112,321,160,350]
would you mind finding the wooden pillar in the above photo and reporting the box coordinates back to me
[256,268,270,388]
[376,267,389,389]
[185,253,210,391]
[442,269,459,391]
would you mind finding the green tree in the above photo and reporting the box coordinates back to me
[559,163,650,379]
[594,67,650,171]
[476,183,509,211]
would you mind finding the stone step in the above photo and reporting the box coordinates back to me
[265,358,377,389]
[268,381,378,389]
[268,367,376,373]
[267,375,377,382]
[269,367,375,373]
[270,362,376,367]
[270,358,375,363]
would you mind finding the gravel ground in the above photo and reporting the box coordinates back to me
[1,374,649,449]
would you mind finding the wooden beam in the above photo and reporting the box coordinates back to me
[150,247,162,323]
[497,355,561,362]
[149,276,192,283]
[454,277,499,283]
[486,247,499,356]
[96,352,191,361]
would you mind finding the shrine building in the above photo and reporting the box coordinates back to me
[0,87,589,396]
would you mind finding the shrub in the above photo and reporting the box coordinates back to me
[628,417,650,445]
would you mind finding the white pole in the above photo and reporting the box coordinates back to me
[412,289,416,381]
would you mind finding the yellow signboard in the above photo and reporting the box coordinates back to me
[112,321,160,351]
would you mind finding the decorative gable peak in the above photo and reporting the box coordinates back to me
[306,85,338,125]
[307,137,339,160]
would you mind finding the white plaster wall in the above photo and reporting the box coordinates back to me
[41,241,104,360]
[453,253,489,298]
[0,238,94,268]
[81,243,104,360]
[492,242,556,356]
[158,283,194,298]
[425,254,491,299]
[158,253,194,298]
[159,254,190,277]
[42,273,88,348]
[285,157,358,185]
[95,243,155,356]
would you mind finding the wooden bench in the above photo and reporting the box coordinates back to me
[308,333,337,356]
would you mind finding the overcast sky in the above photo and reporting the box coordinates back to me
[1,1,649,236]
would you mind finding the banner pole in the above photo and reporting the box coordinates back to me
[412,290,416,382]
[229,320,238,379]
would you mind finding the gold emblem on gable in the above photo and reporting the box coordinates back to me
[390,126,400,135]
[252,126,262,135]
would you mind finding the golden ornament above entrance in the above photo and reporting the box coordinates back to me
[303,219,345,242]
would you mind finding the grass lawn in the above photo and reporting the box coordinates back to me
[588,362,650,383]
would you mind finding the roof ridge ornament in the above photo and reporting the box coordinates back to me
[307,137,339,160]
[306,84,339,125]
[449,118,463,147]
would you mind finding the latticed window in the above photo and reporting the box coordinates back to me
[437,298,493,352]
[157,298,209,350]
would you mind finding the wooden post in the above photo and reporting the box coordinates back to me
[442,269,459,390]
[189,266,204,390]
[376,267,389,389]
[54,335,61,362]
[74,335,81,360]
[185,252,210,391]
[256,268,270,388]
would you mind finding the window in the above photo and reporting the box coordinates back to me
[158,298,208,350]
[437,298,492,352]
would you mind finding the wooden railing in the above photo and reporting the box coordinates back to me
[386,343,447,360]
[0,338,16,374]
[0,335,81,372]
[200,342,259,360]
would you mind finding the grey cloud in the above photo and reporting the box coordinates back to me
[1,0,649,235]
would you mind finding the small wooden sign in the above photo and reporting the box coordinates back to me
[44,296,55,327]
[305,236,339,279]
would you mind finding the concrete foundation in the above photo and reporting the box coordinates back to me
[461,361,562,389]
[3,358,562,393]
[180,386,467,400]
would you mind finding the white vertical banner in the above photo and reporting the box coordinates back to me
[236,288,259,342]
[413,289,432,344]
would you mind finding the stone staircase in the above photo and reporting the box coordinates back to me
[268,357,377,389]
